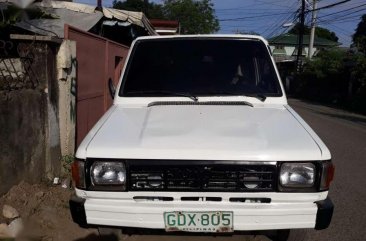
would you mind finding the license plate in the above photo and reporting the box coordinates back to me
[164,211,233,233]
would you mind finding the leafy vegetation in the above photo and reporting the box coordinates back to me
[163,0,219,34]
[295,49,366,114]
[112,0,165,19]
[352,14,366,54]
[293,15,366,114]
[289,23,339,42]
[112,0,219,34]
[61,155,74,176]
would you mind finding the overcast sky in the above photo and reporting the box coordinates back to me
[75,0,366,46]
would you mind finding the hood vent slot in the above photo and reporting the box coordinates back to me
[133,196,173,202]
[148,101,253,107]
[180,197,222,202]
[229,198,271,203]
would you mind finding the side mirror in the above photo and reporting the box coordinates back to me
[108,78,116,99]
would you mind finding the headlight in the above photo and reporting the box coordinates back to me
[280,163,315,188]
[91,161,126,188]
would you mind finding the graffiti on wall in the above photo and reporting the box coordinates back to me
[70,76,76,123]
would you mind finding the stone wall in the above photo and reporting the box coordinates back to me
[0,41,62,194]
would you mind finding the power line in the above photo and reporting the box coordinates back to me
[325,23,353,35]
[321,12,366,23]
[217,10,292,17]
[256,0,296,8]
[262,1,300,37]
[215,0,298,37]
[264,10,300,38]
[317,8,366,24]
[265,12,299,39]
[219,12,293,22]
[220,13,298,37]
[220,22,274,28]
[306,0,351,12]
[215,1,291,11]
[216,7,288,12]
[320,16,365,25]
[317,3,366,19]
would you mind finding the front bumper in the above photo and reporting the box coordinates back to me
[69,196,88,228]
[69,193,334,231]
[314,197,334,230]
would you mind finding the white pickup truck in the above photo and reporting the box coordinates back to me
[69,35,334,241]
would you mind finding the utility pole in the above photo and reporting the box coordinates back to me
[144,0,149,15]
[96,0,102,10]
[296,0,306,72]
[308,0,318,59]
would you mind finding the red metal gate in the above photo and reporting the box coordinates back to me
[65,25,129,147]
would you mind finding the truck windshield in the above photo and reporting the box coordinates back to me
[120,38,282,98]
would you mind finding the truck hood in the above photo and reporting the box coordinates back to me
[82,105,322,161]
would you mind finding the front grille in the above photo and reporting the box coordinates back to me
[128,162,276,192]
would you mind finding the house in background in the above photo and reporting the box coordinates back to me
[268,34,340,63]
[150,19,180,35]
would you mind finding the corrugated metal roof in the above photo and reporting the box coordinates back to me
[15,6,103,38]
[102,8,156,35]
[33,1,97,13]
[2,0,157,38]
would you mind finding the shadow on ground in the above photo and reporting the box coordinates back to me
[313,111,366,125]
[74,234,119,241]
[289,99,366,125]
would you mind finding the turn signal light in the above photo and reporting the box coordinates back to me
[71,160,86,189]
[320,161,335,191]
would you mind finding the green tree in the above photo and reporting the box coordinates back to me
[297,48,366,114]
[289,23,339,42]
[112,0,165,19]
[316,27,339,42]
[297,49,347,102]
[163,0,219,34]
[352,14,366,54]
[234,30,260,35]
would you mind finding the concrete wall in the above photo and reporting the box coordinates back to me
[0,90,47,194]
[0,41,62,194]
[57,40,77,157]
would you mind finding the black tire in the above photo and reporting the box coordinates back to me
[271,229,308,241]
[97,227,124,241]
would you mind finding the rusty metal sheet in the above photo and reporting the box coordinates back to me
[65,25,129,147]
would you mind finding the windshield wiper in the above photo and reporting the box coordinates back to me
[125,90,198,102]
[244,94,267,102]
[213,92,267,102]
